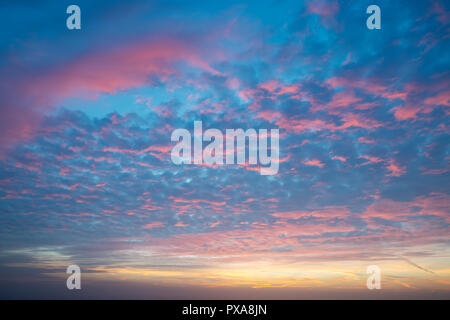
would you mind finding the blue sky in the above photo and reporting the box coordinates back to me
[0,0,449,298]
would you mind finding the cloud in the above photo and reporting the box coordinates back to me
[0,36,221,155]
[400,257,435,275]
[0,0,449,295]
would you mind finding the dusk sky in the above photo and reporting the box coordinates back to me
[0,0,449,299]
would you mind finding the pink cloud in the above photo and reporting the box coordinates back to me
[358,137,376,144]
[103,144,172,160]
[256,110,282,123]
[259,80,280,93]
[327,90,362,109]
[326,77,407,102]
[332,155,347,162]
[271,206,350,219]
[363,193,450,222]
[390,82,448,121]
[303,159,325,168]
[0,38,221,155]
[276,118,334,133]
[276,112,381,134]
[307,0,338,16]
[392,104,423,121]
[359,155,383,165]
[423,90,450,107]
[175,222,188,227]
[386,159,406,177]
[337,113,383,130]
[431,1,449,24]
[143,222,166,229]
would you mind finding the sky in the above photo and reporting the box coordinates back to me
[0,0,449,299]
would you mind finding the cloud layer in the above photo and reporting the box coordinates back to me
[0,0,449,297]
